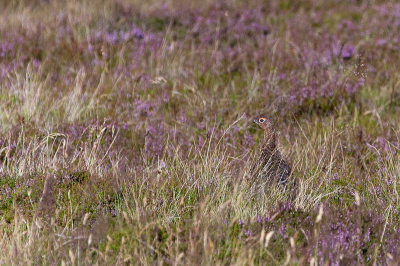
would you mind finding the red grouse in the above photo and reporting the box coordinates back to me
[251,116,292,186]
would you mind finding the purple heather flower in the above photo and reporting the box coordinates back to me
[244,229,252,237]
[376,39,387,46]
[197,122,205,131]
[243,131,254,147]
[131,27,144,39]
[105,30,118,44]
[239,219,244,227]
[342,45,355,59]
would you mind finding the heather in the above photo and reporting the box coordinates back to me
[0,0,399,264]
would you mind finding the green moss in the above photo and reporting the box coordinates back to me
[0,177,16,189]
[149,17,165,32]
[279,1,291,9]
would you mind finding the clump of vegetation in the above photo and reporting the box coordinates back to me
[0,0,399,264]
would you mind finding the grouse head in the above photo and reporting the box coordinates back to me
[253,116,274,130]
[253,116,276,150]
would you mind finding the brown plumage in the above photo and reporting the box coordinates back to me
[251,116,292,186]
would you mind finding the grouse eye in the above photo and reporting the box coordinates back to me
[259,118,265,123]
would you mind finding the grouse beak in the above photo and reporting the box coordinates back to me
[253,119,259,125]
